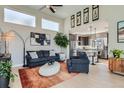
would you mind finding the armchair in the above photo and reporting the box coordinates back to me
[67,52,90,73]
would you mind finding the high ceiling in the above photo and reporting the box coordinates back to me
[25,5,108,34]
[26,5,85,19]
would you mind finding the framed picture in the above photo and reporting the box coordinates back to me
[92,5,99,21]
[83,7,89,24]
[30,32,50,46]
[117,21,124,43]
[76,11,81,26]
[71,15,75,28]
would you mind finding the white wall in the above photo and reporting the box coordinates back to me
[0,5,64,67]
[64,5,124,58]
[100,5,124,57]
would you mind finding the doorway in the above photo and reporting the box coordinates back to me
[69,20,109,62]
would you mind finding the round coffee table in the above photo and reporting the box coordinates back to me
[39,62,60,76]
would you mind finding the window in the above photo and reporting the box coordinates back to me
[4,8,35,27]
[42,18,59,31]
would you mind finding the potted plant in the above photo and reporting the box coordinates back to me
[0,60,16,88]
[54,32,69,51]
[110,49,124,58]
[54,32,69,61]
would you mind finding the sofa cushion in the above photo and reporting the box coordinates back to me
[30,58,48,63]
[71,59,89,64]
[79,52,88,59]
[37,51,44,58]
[43,50,49,57]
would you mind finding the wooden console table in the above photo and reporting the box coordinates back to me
[0,54,11,61]
[108,58,124,75]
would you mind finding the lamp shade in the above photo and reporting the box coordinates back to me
[4,31,16,41]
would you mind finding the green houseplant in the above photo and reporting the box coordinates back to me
[54,32,69,51]
[110,49,124,58]
[0,60,16,88]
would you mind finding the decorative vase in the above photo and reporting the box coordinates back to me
[48,62,54,65]
[113,53,120,58]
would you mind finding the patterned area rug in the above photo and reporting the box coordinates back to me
[19,62,78,88]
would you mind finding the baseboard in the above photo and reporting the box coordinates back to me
[12,64,23,67]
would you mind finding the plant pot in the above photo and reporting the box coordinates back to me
[0,76,10,88]
[113,53,120,58]
[59,53,65,61]
[113,54,116,58]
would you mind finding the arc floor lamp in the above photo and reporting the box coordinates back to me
[4,30,29,67]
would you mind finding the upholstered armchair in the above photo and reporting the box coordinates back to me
[67,52,90,73]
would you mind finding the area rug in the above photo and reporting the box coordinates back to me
[19,62,78,88]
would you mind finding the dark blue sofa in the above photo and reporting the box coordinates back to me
[67,52,90,73]
[26,50,59,67]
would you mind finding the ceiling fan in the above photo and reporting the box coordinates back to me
[39,5,63,13]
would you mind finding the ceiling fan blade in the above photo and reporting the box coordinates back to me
[39,5,46,11]
[39,5,61,13]
[49,6,56,13]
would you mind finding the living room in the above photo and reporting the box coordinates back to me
[0,4,124,89]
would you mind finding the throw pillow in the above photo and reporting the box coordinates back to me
[50,50,55,56]
[37,51,44,58]
[29,52,38,59]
